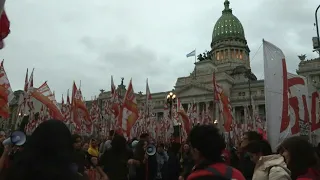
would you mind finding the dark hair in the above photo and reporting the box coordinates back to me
[109,130,115,136]
[71,134,81,144]
[188,125,225,162]
[278,136,320,180]
[245,140,272,156]
[140,133,149,140]
[169,142,181,154]
[244,131,263,142]
[110,134,127,154]
[158,143,165,148]
[7,119,78,180]
[134,140,147,161]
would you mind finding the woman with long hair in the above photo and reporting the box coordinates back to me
[6,119,81,180]
[131,140,148,180]
[98,134,132,180]
[179,143,194,180]
[246,140,291,180]
[278,136,320,180]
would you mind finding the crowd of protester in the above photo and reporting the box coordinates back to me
[0,119,319,180]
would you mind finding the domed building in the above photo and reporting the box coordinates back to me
[96,0,319,135]
[98,0,264,126]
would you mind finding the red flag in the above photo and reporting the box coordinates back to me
[0,10,10,49]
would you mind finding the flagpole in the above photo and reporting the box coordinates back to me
[194,49,197,79]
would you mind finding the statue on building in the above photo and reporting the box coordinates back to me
[121,77,124,85]
[197,50,211,61]
[298,54,306,61]
[202,52,207,60]
[197,54,205,61]
[205,50,211,60]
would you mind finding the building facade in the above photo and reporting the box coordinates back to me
[98,0,266,125]
[6,0,319,133]
[97,0,320,128]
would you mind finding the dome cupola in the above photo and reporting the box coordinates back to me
[212,0,245,43]
[210,0,250,73]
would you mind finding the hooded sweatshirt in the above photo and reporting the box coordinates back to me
[252,154,291,180]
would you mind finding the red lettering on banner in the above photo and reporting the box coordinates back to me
[281,59,289,133]
[289,97,300,134]
[311,91,320,131]
[286,76,307,134]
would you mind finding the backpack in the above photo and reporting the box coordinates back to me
[205,166,234,180]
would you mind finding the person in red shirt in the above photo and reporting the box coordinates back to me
[186,125,245,180]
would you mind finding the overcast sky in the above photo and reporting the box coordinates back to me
[1,0,319,99]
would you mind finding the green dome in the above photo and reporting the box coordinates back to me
[212,0,245,42]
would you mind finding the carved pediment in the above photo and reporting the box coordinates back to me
[176,84,213,97]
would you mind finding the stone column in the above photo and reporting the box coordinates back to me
[205,102,209,111]
[205,101,209,124]
[244,106,248,125]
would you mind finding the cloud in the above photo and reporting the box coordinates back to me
[1,0,319,99]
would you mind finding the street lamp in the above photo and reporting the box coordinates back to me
[244,68,253,108]
[166,92,176,119]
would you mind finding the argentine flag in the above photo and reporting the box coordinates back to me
[186,50,196,58]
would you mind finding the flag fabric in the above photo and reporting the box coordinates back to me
[117,79,139,137]
[0,9,10,49]
[32,82,64,120]
[213,74,233,132]
[0,60,13,118]
[186,50,196,58]
[263,39,289,151]
[71,82,91,131]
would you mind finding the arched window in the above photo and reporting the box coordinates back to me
[239,50,243,60]
[216,52,220,60]
[231,49,236,58]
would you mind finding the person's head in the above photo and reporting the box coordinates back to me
[188,125,225,163]
[241,131,263,149]
[140,133,150,142]
[245,140,272,163]
[169,142,181,154]
[90,156,98,166]
[82,142,89,151]
[7,119,77,180]
[71,134,82,150]
[134,140,147,158]
[104,140,112,151]
[157,143,165,154]
[183,143,190,152]
[131,140,139,149]
[90,139,97,148]
[277,136,320,179]
[110,134,127,153]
